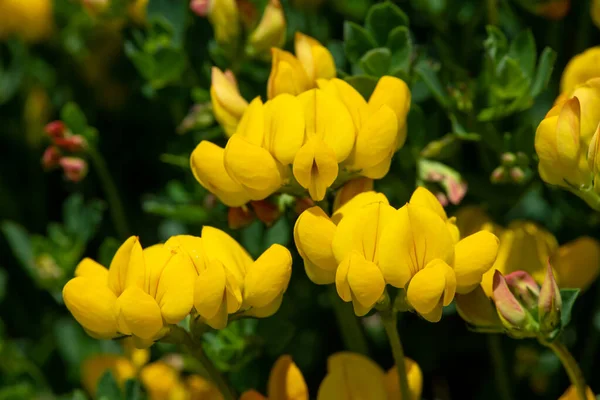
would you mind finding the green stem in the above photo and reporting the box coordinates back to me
[328,287,369,355]
[547,341,587,400]
[381,312,412,400]
[487,0,499,25]
[487,335,513,400]
[88,147,130,239]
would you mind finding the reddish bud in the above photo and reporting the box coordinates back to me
[54,135,87,152]
[42,146,62,170]
[492,270,529,329]
[504,270,540,309]
[228,206,254,229]
[59,157,88,182]
[501,152,517,165]
[190,0,210,16]
[509,167,526,183]
[45,121,66,138]
[490,166,506,183]
[294,197,315,215]
[538,261,562,334]
[251,200,280,226]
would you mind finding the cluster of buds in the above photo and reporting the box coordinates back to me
[417,159,468,206]
[190,0,285,60]
[490,152,530,185]
[42,121,89,182]
[493,264,564,340]
[228,198,281,229]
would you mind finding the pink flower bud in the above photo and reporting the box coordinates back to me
[45,121,66,138]
[492,270,529,329]
[59,157,88,182]
[190,0,210,16]
[509,167,526,183]
[42,146,61,170]
[504,270,540,309]
[490,167,506,183]
[538,261,562,334]
[501,152,517,165]
[54,135,87,152]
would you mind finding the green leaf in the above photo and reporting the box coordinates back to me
[344,75,378,99]
[61,102,88,134]
[359,48,391,77]
[343,21,377,64]
[1,221,36,278]
[414,61,449,108]
[387,26,412,75]
[263,218,290,249]
[0,40,27,105]
[493,56,530,100]
[124,379,144,400]
[530,47,557,98]
[483,25,508,63]
[69,390,88,400]
[63,194,105,242]
[559,288,580,329]
[508,30,536,79]
[97,371,122,400]
[365,1,409,46]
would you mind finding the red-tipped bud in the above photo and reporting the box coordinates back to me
[251,200,280,226]
[294,197,315,215]
[59,157,88,182]
[538,261,562,334]
[45,121,66,138]
[228,205,254,229]
[509,167,526,183]
[190,0,210,16]
[42,146,61,170]
[504,270,540,310]
[491,166,506,183]
[54,135,87,152]
[492,270,529,330]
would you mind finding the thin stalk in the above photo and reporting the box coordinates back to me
[487,334,513,400]
[547,341,587,400]
[381,312,412,400]
[328,287,369,355]
[87,147,130,239]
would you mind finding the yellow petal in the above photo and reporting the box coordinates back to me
[368,76,411,148]
[293,206,337,280]
[142,244,174,298]
[75,258,108,283]
[224,134,283,200]
[81,355,135,395]
[303,259,337,285]
[116,287,163,340]
[455,285,503,330]
[263,94,305,165]
[360,155,394,180]
[560,47,600,94]
[385,358,423,400]
[267,355,309,400]
[108,236,145,296]
[194,259,227,321]
[244,293,284,318]
[572,82,600,142]
[333,177,374,211]
[552,237,600,290]
[294,32,336,83]
[63,277,119,339]
[186,375,225,400]
[267,49,312,99]
[201,226,253,285]
[190,140,251,207]
[320,78,368,131]
[235,96,265,146]
[588,123,600,175]
[351,104,397,172]
[244,244,292,308]
[453,231,500,294]
[559,385,596,400]
[225,268,243,314]
[292,137,339,201]
[164,234,208,274]
[454,206,494,238]
[409,186,448,221]
[331,191,389,224]
[298,89,355,161]
[317,352,388,400]
[336,252,385,316]
[211,67,248,137]
[155,251,197,324]
[247,0,286,55]
[407,259,456,321]
[555,97,581,168]
[379,204,455,288]
[139,362,181,400]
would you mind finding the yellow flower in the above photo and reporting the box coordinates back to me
[560,47,600,95]
[166,227,292,329]
[455,207,600,295]
[294,187,498,320]
[211,67,249,137]
[240,355,308,400]
[247,0,286,58]
[267,33,335,99]
[63,236,197,346]
[81,355,136,396]
[187,375,224,400]
[128,0,149,24]
[0,0,53,42]
[559,385,595,399]
[333,177,374,211]
[205,0,240,47]
[317,352,422,400]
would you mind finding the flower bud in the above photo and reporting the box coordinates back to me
[418,159,467,205]
[201,0,241,48]
[294,197,315,215]
[190,0,209,16]
[60,157,88,182]
[501,152,517,165]
[492,270,535,335]
[538,261,562,334]
[211,67,248,137]
[228,205,254,229]
[251,199,280,226]
[509,167,526,184]
[490,166,506,183]
[45,121,66,138]
[246,0,286,58]
[42,146,61,170]
[54,135,88,152]
[504,270,540,310]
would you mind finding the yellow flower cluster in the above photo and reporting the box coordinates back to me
[63,227,291,347]
[240,352,422,400]
[0,0,53,42]
[294,187,499,321]
[455,207,600,294]
[82,339,222,400]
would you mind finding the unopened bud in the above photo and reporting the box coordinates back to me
[490,166,506,183]
[501,152,517,165]
[435,192,449,206]
[42,146,61,170]
[59,157,88,182]
[492,271,533,334]
[250,200,280,226]
[246,0,286,57]
[538,261,562,334]
[45,121,66,138]
[504,270,540,310]
[54,135,87,152]
[228,205,254,229]
[509,167,526,183]
[294,197,315,215]
[190,0,210,16]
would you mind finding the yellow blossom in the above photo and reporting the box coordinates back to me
[267,33,335,99]
[333,177,374,211]
[0,0,53,42]
[294,187,499,320]
[166,227,292,329]
[211,67,249,137]
[205,0,241,47]
[560,47,600,95]
[240,355,308,400]
[247,0,286,57]
[81,355,136,395]
[559,385,595,400]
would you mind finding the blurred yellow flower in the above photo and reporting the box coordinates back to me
[455,207,600,296]
[240,355,308,400]
[82,355,136,396]
[0,0,53,42]
[247,0,286,57]
[211,67,249,137]
[560,47,600,95]
[559,385,595,399]
[294,187,499,320]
